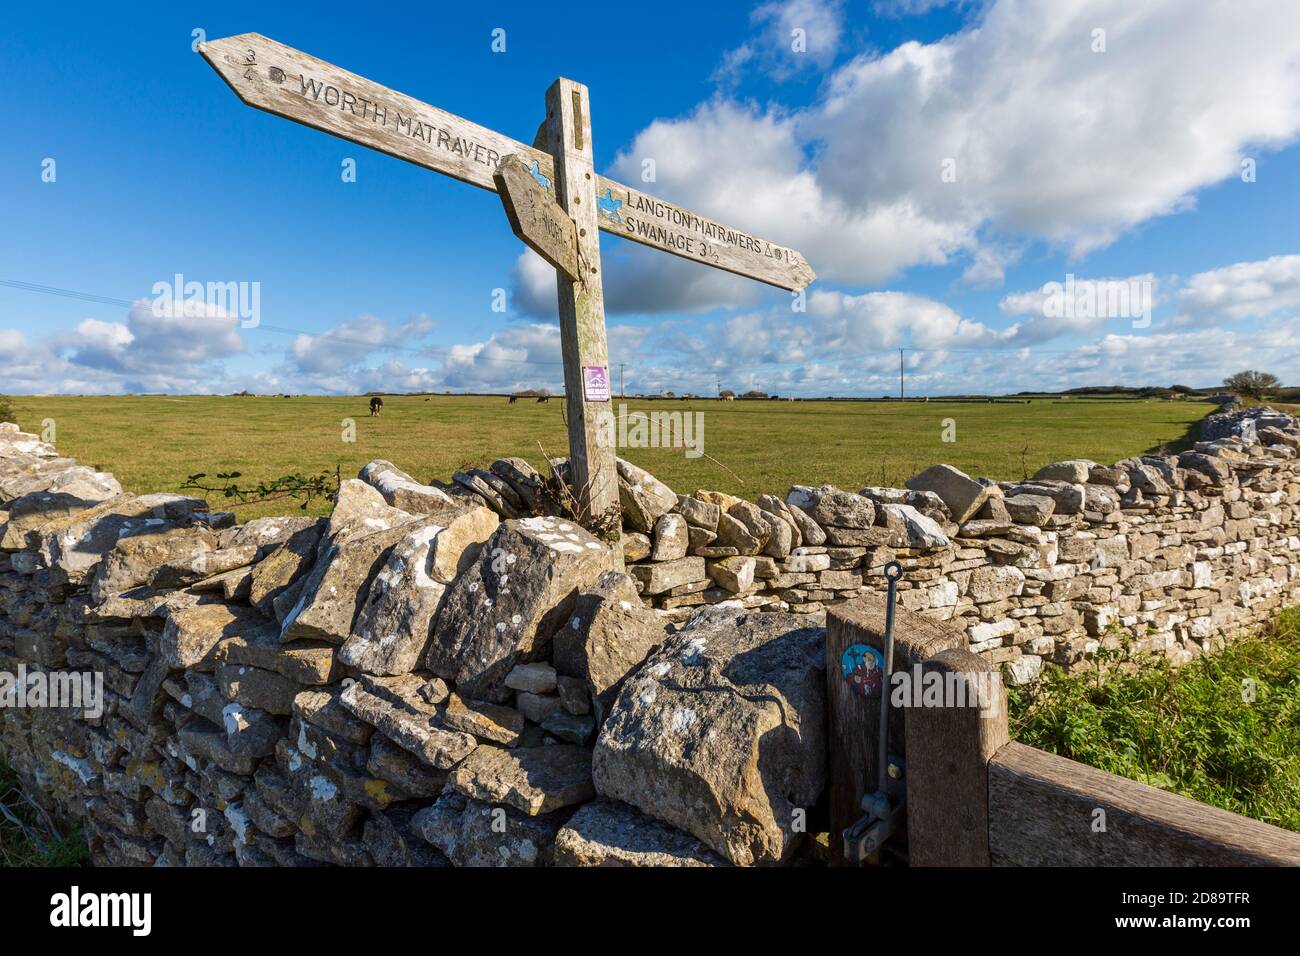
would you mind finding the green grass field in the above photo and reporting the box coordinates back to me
[2,394,1214,519]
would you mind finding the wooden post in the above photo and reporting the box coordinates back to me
[544,79,620,533]
[904,647,1009,866]
[825,596,965,865]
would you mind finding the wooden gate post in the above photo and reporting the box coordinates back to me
[544,78,620,533]
[904,647,1009,866]
[825,597,965,865]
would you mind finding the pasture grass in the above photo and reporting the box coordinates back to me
[1,394,1213,520]
[1009,609,1300,833]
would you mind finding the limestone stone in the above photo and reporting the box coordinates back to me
[878,504,950,549]
[554,799,727,867]
[441,693,524,746]
[327,478,416,540]
[621,531,652,562]
[786,484,876,529]
[281,518,426,645]
[425,516,615,698]
[706,555,756,593]
[341,507,498,675]
[540,709,595,744]
[359,459,459,514]
[693,489,741,513]
[490,457,560,514]
[413,792,563,866]
[340,680,476,769]
[726,501,774,547]
[1005,493,1056,525]
[713,512,761,554]
[905,464,989,524]
[504,662,557,694]
[161,603,276,670]
[628,556,707,595]
[37,493,210,586]
[552,571,667,723]
[687,525,717,552]
[651,512,690,561]
[616,459,677,533]
[594,609,826,866]
[91,528,218,600]
[1034,460,1093,483]
[366,734,448,797]
[515,691,561,723]
[674,494,720,531]
[216,663,300,716]
[448,744,594,815]
[247,520,325,616]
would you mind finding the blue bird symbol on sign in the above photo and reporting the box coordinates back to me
[597,188,623,224]
[528,160,552,191]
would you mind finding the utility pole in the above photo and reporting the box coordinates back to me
[619,362,625,399]
[898,348,904,401]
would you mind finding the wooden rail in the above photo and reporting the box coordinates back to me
[987,741,1300,866]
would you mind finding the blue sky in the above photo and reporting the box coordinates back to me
[3,0,1299,397]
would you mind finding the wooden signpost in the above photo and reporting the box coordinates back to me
[200,33,815,523]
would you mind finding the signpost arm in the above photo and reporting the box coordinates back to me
[545,78,621,537]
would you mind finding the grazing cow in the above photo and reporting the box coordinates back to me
[536,395,549,404]
[369,396,383,417]
[508,395,518,404]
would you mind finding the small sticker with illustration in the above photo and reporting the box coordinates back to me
[841,643,885,698]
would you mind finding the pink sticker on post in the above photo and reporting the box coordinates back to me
[582,365,611,402]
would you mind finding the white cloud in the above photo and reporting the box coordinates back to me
[437,323,565,392]
[873,0,968,15]
[715,0,844,86]
[997,272,1158,343]
[810,289,1010,351]
[962,243,1020,287]
[0,329,27,357]
[1175,253,1300,326]
[599,0,1300,309]
[287,314,434,374]
[124,297,245,364]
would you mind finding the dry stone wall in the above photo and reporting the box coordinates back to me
[1,404,1297,867]
[617,405,1300,685]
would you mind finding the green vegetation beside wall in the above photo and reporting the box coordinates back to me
[1009,609,1300,833]
[0,760,90,866]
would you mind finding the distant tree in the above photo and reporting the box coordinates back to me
[719,389,736,399]
[1223,370,1280,400]
[664,390,675,398]
[741,390,768,400]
